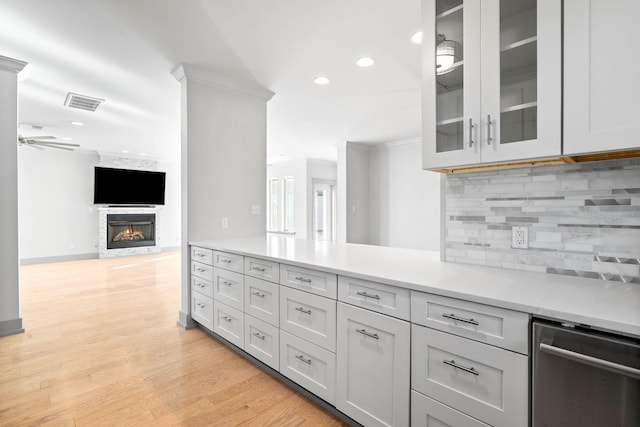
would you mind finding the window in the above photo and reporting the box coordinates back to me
[268,176,294,232]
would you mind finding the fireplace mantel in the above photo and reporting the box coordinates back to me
[97,207,161,258]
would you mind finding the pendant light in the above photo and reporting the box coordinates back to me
[436,33,461,75]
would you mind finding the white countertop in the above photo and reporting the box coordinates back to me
[191,236,640,338]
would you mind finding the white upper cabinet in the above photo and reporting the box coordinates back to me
[564,0,640,155]
[422,0,561,169]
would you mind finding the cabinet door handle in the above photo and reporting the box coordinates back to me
[356,328,379,340]
[295,354,312,365]
[356,291,380,300]
[442,313,479,326]
[221,316,232,322]
[252,291,265,298]
[487,114,493,145]
[469,118,474,147]
[252,332,265,340]
[443,359,479,376]
[295,276,312,283]
[253,266,266,272]
[295,307,312,315]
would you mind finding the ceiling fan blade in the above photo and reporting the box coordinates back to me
[25,135,56,140]
[35,144,76,151]
[31,141,80,147]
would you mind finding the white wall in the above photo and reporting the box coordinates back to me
[368,140,440,251]
[17,149,182,263]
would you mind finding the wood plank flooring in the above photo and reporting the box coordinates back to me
[0,252,348,426]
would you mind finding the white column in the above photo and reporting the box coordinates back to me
[0,55,27,336]
[171,65,274,328]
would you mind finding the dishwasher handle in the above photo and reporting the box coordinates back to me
[539,341,640,380]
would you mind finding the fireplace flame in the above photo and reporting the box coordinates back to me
[113,227,145,242]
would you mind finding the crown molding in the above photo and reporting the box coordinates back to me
[0,55,28,73]
[378,136,421,149]
[171,63,274,101]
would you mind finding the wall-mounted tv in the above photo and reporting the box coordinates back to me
[94,167,166,206]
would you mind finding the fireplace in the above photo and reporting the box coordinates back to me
[106,214,156,249]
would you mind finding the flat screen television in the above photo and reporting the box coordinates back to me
[94,167,166,205]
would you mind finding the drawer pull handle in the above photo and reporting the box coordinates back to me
[443,359,479,376]
[356,291,380,300]
[442,313,479,326]
[295,307,312,315]
[253,266,266,272]
[356,328,379,340]
[222,316,232,322]
[196,268,206,273]
[196,253,206,257]
[295,276,312,283]
[222,281,232,286]
[221,259,232,264]
[252,291,265,298]
[295,354,312,365]
[252,332,265,340]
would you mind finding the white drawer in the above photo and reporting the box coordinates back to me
[191,260,214,282]
[213,301,244,349]
[412,325,528,427]
[411,291,529,354]
[244,314,279,371]
[280,264,337,299]
[213,251,244,273]
[279,330,336,405]
[213,268,244,311]
[338,276,410,321]
[245,257,280,283]
[244,276,279,327]
[411,390,490,427]
[191,276,213,298]
[191,290,213,331]
[280,286,337,352]
[191,246,213,265]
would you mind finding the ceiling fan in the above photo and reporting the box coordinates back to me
[18,135,80,151]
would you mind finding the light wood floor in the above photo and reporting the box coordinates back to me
[1,252,349,426]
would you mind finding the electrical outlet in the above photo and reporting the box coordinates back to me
[512,226,528,249]
[251,204,261,214]
[221,217,229,229]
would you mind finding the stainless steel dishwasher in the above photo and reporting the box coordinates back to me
[532,320,640,427]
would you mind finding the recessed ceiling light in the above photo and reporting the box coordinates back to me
[313,76,330,85]
[411,31,423,44]
[121,150,130,154]
[70,121,84,126]
[356,57,375,67]
[140,152,148,156]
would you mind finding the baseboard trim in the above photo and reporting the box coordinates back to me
[20,246,182,265]
[0,318,24,337]
[20,253,98,265]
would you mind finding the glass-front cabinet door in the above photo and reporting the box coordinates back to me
[423,0,481,169]
[422,0,561,170]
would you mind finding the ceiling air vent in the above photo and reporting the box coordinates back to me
[63,92,104,112]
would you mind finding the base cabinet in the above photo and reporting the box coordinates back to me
[411,391,490,427]
[336,302,410,427]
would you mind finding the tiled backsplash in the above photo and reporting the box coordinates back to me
[445,158,640,284]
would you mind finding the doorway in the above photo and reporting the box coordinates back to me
[312,180,336,241]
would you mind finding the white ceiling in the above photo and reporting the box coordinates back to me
[1,0,422,163]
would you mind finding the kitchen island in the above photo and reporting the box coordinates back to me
[188,236,640,427]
